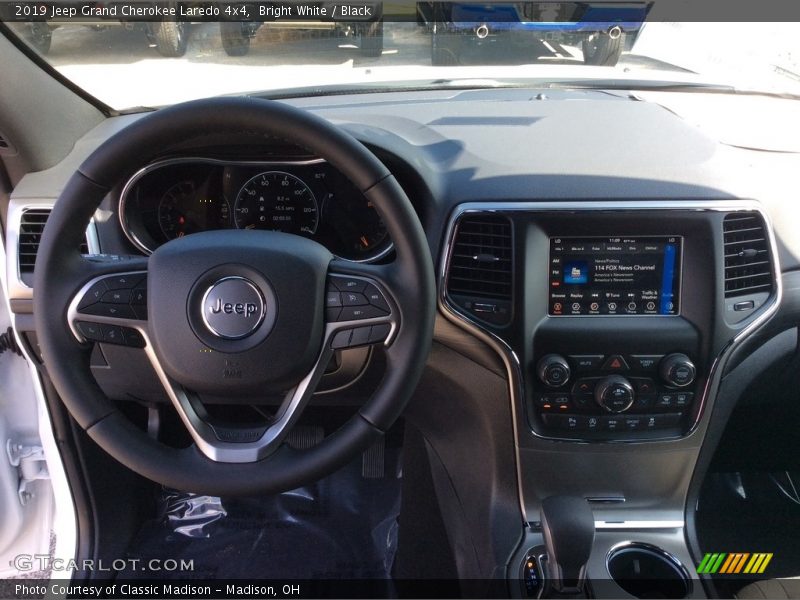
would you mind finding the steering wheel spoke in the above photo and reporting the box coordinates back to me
[68,261,149,349]
[143,336,334,463]
[325,262,399,350]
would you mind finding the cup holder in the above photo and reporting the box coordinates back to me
[607,543,692,599]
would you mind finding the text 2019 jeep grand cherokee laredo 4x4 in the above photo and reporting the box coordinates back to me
[1,9,800,600]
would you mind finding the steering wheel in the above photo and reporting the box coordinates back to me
[34,98,435,496]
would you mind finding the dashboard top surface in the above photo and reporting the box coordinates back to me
[9,88,800,271]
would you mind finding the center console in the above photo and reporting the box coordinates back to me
[535,235,698,439]
[440,200,781,598]
[532,350,696,439]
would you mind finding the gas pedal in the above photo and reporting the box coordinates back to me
[362,437,385,479]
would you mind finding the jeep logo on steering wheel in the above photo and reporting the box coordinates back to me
[201,277,266,340]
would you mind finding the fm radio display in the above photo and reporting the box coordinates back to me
[549,236,682,316]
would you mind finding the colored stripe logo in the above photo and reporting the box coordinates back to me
[697,553,773,574]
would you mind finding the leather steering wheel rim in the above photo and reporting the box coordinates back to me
[34,97,435,495]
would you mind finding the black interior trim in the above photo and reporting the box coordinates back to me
[684,326,799,598]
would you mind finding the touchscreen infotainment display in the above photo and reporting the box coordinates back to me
[548,236,681,316]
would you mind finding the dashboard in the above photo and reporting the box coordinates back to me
[119,158,392,262]
[5,85,800,594]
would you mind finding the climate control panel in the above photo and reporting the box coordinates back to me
[530,352,698,438]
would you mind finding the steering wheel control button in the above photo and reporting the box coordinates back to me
[201,277,266,340]
[326,277,391,321]
[339,305,386,321]
[569,355,604,371]
[364,284,390,312]
[368,324,391,343]
[342,292,369,306]
[325,289,343,307]
[105,274,145,290]
[330,323,391,350]
[349,326,372,346]
[332,277,367,293]
[76,320,145,348]
[78,281,108,309]
[76,321,104,342]
[601,354,630,372]
[101,324,125,344]
[101,289,132,304]
[331,329,353,349]
[81,302,137,319]
[76,272,149,320]
[122,328,146,348]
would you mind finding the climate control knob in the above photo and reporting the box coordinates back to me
[537,354,571,388]
[660,353,696,388]
[594,375,635,413]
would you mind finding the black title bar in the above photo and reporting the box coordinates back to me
[1,0,800,22]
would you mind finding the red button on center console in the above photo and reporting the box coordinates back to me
[601,354,630,371]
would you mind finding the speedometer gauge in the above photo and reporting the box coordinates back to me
[233,171,319,235]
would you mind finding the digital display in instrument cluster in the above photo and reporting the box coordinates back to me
[548,236,682,316]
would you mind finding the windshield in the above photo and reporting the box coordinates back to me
[2,2,800,110]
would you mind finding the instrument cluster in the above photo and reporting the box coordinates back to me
[119,158,392,262]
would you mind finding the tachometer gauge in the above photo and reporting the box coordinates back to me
[233,171,319,235]
[158,180,230,241]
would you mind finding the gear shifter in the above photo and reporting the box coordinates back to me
[540,496,595,595]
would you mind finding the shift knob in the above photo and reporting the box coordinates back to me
[540,496,595,594]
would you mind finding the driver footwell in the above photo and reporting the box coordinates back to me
[117,430,402,582]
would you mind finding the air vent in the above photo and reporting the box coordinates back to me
[18,208,91,285]
[723,212,773,299]
[0,134,8,149]
[446,214,513,325]
[18,209,51,277]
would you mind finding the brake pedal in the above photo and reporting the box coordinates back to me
[286,426,324,450]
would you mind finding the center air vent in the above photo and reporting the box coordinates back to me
[18,208,90,286]
[446,214,513,326]
[723,211,773,318]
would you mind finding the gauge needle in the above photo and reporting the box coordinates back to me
[360,236,369,248]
